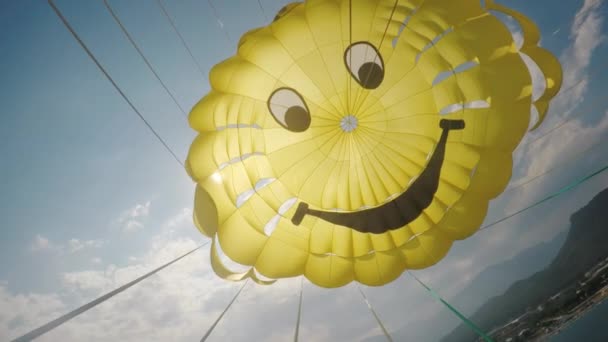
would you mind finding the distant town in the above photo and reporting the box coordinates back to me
[482,256,608,342]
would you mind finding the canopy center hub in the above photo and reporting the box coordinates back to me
[340,115,358,132]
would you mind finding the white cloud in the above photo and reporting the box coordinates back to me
[116,201,151,233]
[8,228,367,342]
[542,0,606,121]
[0,286,67,341]
[163,208,192,231]
[29,235,57,253]
[4,237,217,341]
[6,219,305,342]
[507,0,607,210]
[29,236,104,255]
[122,220,144,233]
[67,239,105,254]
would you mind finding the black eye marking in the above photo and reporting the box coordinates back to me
[267,87,311,132]
[344,41,385,89]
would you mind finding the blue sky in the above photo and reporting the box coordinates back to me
[0,0,607,341]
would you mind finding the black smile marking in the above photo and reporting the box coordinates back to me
[291,119,465,234]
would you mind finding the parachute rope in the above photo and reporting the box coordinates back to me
[516,61,608,150]
[103,0,188,117]
[507,138,607,195]
[11,242,207,342]
[408,272,494,342]
[480,162,608,232]
[348,0,353,112]
[293,278,304,342]
[353,0,400,109]
[47,0,185,168]
[201,280,249,342]
[357,285,394,342]
[207,0,232,42]
[257,0,268,22]
[156,0,207,80]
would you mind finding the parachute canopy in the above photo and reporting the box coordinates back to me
[186,0,562,288]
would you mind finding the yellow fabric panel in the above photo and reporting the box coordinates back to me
[295,49,347,112]
[276,149,327,199]
[333,225,354,257]
[279,60,336,108]
[440,160,472,191]
[222,162,255,201]
[241,156,274,187]
[270,6,317,61]
[433,15,514,65]
[268,143,325,181]
[217,212,268,266]
[445,142,480,169]
[349,0,382,43]
[372,133,434,166]
[467,150,513,198]
[238,194,278,233]
[238,30,294,80]
[210,238,276,285]
[209,58,276,100]
[353,253,383,285]
[411,0,485,36]
[186,134,219,183]
[417,50,454,85]
[380,112,440,134]
[272,216,311,250]
[401,229,452,269]
[221,130,264,164]
[193,186,219,238]
[255,237,308,278]
[209,237,253,281]
[487,1,563,129]
[310,219,334,255]
[186,128,265,184]
[370,231,397,252]
[424,198,448,224]
[352,229,373,257]
[357,157,405,206]
[485,56,532,104]
[366,143,415,182]
[434,179,466,207]
[353,249,407,286]
[378,67,431,110]
[389,226,415,248]
[409,212,434,235]
[432,76,465,111]
[305,254,354,288]
[436,191,489,240]
[198,176,236,227]
[359,153,400,204]
[374,249,408,285]
[189,92,269,132]
[254,180,294,212]
[297,157,337,208]
[305,0,342,47]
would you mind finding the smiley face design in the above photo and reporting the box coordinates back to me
[186,0,562,288]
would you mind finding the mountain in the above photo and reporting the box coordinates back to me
[367,222,566,342]
[442,188,608,342]
[447,230,567,316]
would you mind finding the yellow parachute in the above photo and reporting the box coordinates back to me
[186,0,562,288]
